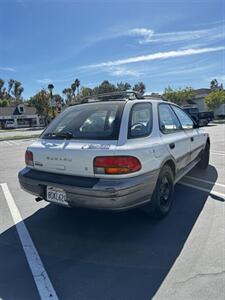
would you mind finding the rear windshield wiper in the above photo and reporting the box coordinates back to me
[43,131,73,139]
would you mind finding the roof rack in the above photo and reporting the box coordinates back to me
[80,90,144,104]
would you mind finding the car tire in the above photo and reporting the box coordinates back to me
[142,165,174,219]
[198,142,210,169]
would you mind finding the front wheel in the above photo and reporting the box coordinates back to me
[143,165,174,219]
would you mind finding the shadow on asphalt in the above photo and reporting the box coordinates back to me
[0,165,220,300]
[188,164,219,183]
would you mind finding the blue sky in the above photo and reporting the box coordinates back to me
[0,0,225,98]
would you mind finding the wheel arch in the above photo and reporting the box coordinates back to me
[160,157,176,178]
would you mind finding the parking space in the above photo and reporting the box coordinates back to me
[0,124,224,300]
[0,139,36,147]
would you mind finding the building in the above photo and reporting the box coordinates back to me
[154,88,224,118]
[0,104,45,129]
[190,89,225,117]
[191,88,211,111]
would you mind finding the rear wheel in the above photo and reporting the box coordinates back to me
[143,165,174,219]
[198,142,210,169]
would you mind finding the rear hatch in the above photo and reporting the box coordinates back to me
[29,139,118,177]
[28,101,124,177]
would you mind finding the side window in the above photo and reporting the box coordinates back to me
[128,103,152,138]
[172,106,194,129]
[158,104,182,133]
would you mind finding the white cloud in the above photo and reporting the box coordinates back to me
[210,75,225,82]
[147,64,217,78]
[36,77,73,84]
[129,28,154,44]
[109,66,142,77]
[0,66,16,72]
[127,25,224,44]
[36,78,53,84]
[84,46,225,69]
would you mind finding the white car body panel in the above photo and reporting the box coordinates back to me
[29,139,118,177]
[27,99,208,180]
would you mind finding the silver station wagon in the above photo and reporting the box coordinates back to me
[19,91,210,218]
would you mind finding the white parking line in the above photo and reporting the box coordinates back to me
[211,151,225,156]
[0,183,58,300]
[3,141,13,146]
[0,139,35,147]
[179,181,225,199]
[8,140,20,145]
[185,176,225,188]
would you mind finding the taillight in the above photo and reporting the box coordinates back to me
[25,150,34,166]
[94,156,141,175]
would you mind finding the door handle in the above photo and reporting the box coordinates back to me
[191,136,194,142]
[169,143,175,149]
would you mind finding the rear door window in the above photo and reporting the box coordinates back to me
[171,105,194,129]
[128,103,152,138]
[42,102,124,140]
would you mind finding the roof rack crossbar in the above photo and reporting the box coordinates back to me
[80,90,144,104]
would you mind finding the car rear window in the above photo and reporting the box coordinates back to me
[41,102,124,140]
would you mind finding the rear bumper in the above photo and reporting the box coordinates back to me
[18,168,159,211]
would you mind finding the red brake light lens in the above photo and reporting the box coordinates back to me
[94,156,141,175]
[25,150,34,166]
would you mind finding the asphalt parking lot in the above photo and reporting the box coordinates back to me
[0,124,224,300]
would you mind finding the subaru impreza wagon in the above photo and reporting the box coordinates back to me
[18,91,210,218]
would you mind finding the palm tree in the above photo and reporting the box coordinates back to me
[48,84,54,99]
[117,82,131,91]
[63,88,73,105]
[8,79,15,96]
[75,78,80,95]
[48,84,55,117]
[12,81,24,102]
[133,82,146,95]
[0,79,4,99]
[71,82,77,97]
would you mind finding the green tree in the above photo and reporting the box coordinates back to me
[53,94,64,113]
[117,82,131,91]
[94,80,117,94]
[53,94,64,105]
[0,99,9,107]
[205,90,225,110]
[133,82,146,95]
[63,88,73,105]
[210,79,219,90]
[80,87,93,98]
[163,86,196,105]
[29,89,52,124]
[1,88,7,99]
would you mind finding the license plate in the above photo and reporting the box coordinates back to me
[46,186,68,206]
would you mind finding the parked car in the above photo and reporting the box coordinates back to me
[182,106,214,126]
[4,120,17,129]
[18,92,210,219]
